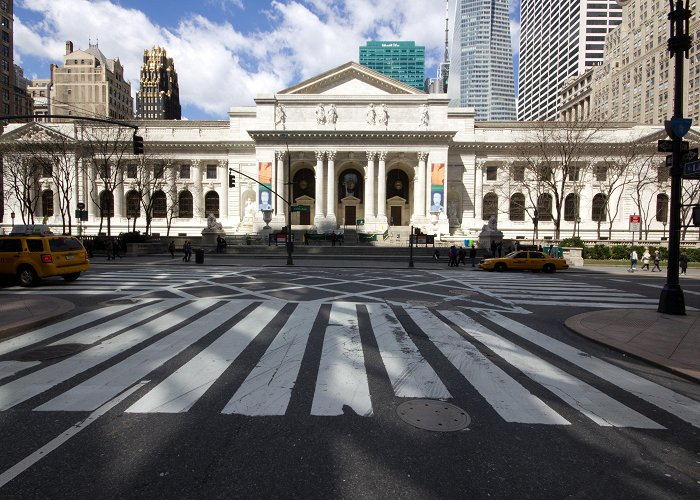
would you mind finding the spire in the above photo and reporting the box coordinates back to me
[437,0,450,92]
[443,0,449,64]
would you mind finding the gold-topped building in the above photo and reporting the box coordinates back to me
[135,46,181,120]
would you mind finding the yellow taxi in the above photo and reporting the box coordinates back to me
[0,225,90,287]
[479,250,569,273]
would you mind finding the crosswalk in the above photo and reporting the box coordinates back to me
[1,298,699,429]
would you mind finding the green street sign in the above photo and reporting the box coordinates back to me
[74,209,88,221]
[356,219,365,225]
[291,205,309,212]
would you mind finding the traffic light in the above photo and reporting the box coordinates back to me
[228,171,236,188]
[132,134,144,155]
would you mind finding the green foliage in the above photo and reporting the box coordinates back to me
[559,237,585,248]
[119,231,149,243]
[586,244,611,260]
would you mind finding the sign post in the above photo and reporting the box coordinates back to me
[629,215,641,244]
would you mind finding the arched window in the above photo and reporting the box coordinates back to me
[509,193,525,221]
[41,190,54,217]
[338,169,363,201]
[537,193,553,221]
[482,193,498,220]
[656,193,669,224]
[178,191,193,218]
[564,193,579,221]
[592,193,607,222]
[126,190,140,218]
[99,190,114,218]
[386,169,409,202]
[152,190,167,218]
[204,191,219,218]
[293,168,316,201]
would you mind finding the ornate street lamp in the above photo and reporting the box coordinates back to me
[280,133,293,265]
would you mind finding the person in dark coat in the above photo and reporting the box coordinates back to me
[458,246,466,266]
[168,241,175,258]
[680,252,689,275]
[490,240,497,257]
[469,245,477,267]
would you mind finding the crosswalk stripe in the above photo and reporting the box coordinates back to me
[125,301,278,414]
[366,303,450,399]
[407,308,569,425]
[479,310,700,428]
[441,310,664,429]
[35,300,240,412]
[0,299,217,411]
[221,303,321,416]
[311,302,373,417]
[0,301,151,356]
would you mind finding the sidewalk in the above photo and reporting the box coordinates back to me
[0,295,74,340]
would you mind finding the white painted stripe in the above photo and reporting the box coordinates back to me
[0,301,150,356]
[311,302,373,417]
[50,299,187,346]
[35,300,245,412]
[366,303,450,399]
[512,301,658,308]
[0,361,40,381]
[127,301,283,414]
[407,308,568,425]
[442,310,663,429]
[221,303,320,416]
[0,380,148,488]
[0,299,216,411]
[480,311,700,428]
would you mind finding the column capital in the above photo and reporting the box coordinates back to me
[275,150,286,161]
[218,159,228,168]
[475,159,486,170]
[378,151,388,162]
[315,150,326,161]
[191,159,201,168]
[418,152,429,162]
[326,150,337,161]
[366,151,376,161]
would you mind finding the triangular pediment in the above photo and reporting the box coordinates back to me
[0,122,77,145]
[640,127,700,144]
[279,62,424,96]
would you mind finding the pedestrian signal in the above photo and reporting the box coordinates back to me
[228,172,236,188]
[132,134,144,155]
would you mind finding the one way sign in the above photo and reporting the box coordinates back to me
[658,140,690,152]
[682,148,699,163]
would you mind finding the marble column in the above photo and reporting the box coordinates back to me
[365,151,376,220]
[314,151,325,221]
[192,160,203,218]
[114,168,124,219]
[417,152,428,217]
[218,159,228,218]
[474,160,484,220]
[275,151,286,218]
[87,162,97,219]
[326,150,336,218]
[377,151,387,222]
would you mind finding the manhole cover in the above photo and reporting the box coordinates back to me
[396,399,471,432]
[19,344,87,361]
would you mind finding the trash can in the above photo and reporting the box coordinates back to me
[195,248,204,264]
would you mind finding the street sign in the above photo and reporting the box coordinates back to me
[682,148,699,163]
[629,215,641,232]
[291,204,309,212]
[74,209,88,221]
[356,219,365,225]
[77,202,85,210]
[666,154,673,167]
[666,118,693,140]
[683,160,700,178]
[657,139,689,152]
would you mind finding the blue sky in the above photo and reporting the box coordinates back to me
[13,0,520,120]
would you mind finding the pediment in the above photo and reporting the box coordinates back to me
[387,195,407,204]
[636,127,700,145]
[0,122,76,145]
[279,62,424,96]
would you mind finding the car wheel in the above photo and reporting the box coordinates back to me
[17,266,40,287]
[543,263,555,273]
[62,272,81,282]
[494,262,507,272]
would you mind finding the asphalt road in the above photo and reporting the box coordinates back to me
[0,259,699,498]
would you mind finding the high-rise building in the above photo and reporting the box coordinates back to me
[1,0,31,119]
[518,0,622,121]
[136,46,181,120]
[447,0,516,120]
[426,0,451,95]
[359,41,425,90]
[28,77,51,121]
[51,40,133,121]
[12,63,32,117]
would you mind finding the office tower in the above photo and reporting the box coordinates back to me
[518,0,622,121]
[359,41,426,90]
[12,63,31,117]
[51,40,133,121]
[136,46,181,120]
[447,0,516,120]
[0,0,30,118]
[28,78,50,121]
[426,0,451,95]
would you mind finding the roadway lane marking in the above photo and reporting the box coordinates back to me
[222,303,320,416]
[407,308,569,425]
[312,302,373,417]
[442,310,664,429]
[0,380,149,489]
[367,303,451,399]
[480,311,700,428]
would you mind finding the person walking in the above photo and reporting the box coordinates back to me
[629,249,638,272]
[458,246,466,266]
[106,238,114,261]
[641,248,651,270]
[652,250,662,272]
[331,231,337,247]
[113,238,122,259]
[680,252,688,275]
[182,240,192,262]
[168,241,175,258]
[469,245,477,267]
[448,245,457,267]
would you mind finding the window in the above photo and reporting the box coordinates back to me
[98,164,111,178]
[42,163,52,178]
[595,164,608,182]
[152,191,167,218]
[42,190,54,217]
[154,165,164,179]
[656,193,669,223]
[99,191,114,218]
[482,193,498,220]
[567,166,580,182]
[657,163,669,182]
[537,194,553,221]
[512,165,525,182]
[126,165,137,179]
[178,191,193,218]
[206,165,217,179]
[592,194,607,222]
[486,166,498,181]
[509,193,525,221]
[537,164,553,182]
[126,191,140,218]
[564,194,579,221]
[204,191,219,218]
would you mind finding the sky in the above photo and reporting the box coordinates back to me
[12,0,521,121]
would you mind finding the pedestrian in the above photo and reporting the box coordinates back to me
[168,240,175,258]
[497,241,503,258]
[641,248,650,270]
[490,240,497,257]
[183,240,192,262]
[448,245,457,267]
[433,249,440,260]
[106,238,114,261]
[680,252,688,275]
[469,244,477,267]
[458,246,466,266]
[113,238,122,259]
[629,249,638,272]
[331,231,336,247]
[652,250,661,272]
[548,244,555,257]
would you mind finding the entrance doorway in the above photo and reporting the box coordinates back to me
[300,206,311,225]
[390,206,402,226]
[345,205,356,226]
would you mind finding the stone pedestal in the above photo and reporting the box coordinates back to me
[478,216,503,256]
[201,229,226,248]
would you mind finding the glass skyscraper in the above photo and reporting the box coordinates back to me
[359,41,425,90]
[447,0,516,120]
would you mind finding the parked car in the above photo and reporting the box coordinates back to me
[0,226,90,286]
[479,250,569,273]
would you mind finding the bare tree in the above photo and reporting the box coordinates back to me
[680,178,700,240]
[629,155,663,240]
[126,156,172,235]
[0,151,42,225]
